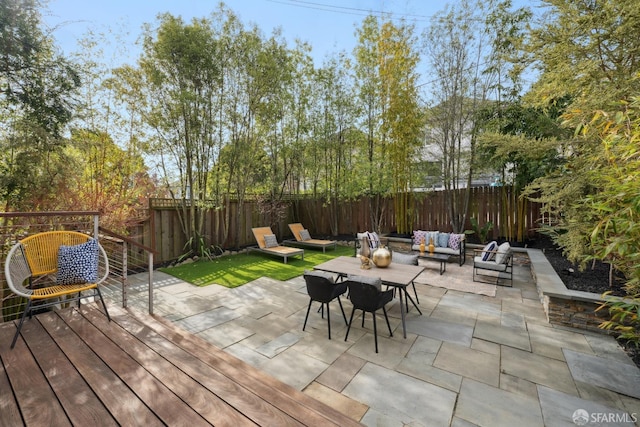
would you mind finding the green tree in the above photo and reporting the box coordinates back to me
[137,13,222,257]
[0,0,80,211]
[587,101,640,344]
[304,51,359,234]
[66,129,157,232]
[423,0,497,233]
[354,16,387,232]
[378,19,423,234]
[522,0,640,264]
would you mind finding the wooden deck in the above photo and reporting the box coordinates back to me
[0,304,362,426]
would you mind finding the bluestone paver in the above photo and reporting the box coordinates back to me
[343,362,457,426]
[117,261,640,427]
[563,349,640,399]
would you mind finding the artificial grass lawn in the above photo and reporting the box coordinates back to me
[159,244,354,288]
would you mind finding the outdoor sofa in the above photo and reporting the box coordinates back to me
[411,230,466,266]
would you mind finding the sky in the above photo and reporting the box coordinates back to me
[43,0,535,68]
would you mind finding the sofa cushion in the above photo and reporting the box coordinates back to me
[481,241,498,261]
[304,269,335,283]
[437,232,450,248]
[348,274,382,291]
[435,247,458,255]
[448,233,463,250]
[473,257,509,272]
[411,245,457,255]
[494,242,511,265]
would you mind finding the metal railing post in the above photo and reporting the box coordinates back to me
[93,215,99,239]
[122,241,128,308]
[148,252,154,315]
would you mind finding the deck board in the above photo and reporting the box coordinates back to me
[22,319,117,427]
[32,311,164,427]
[0,323,72,427]
[0,303,362,427]
[76,307,259,427]
[126,308,363,427]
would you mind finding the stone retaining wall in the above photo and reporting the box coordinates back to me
[527,248,612,334]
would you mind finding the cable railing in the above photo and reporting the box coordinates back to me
[0,211,156,324]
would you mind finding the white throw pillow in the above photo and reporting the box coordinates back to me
[494,242,511,265]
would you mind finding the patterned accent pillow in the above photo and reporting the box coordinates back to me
[367,232,380,249]
[481,241,498,261]
[426,231,439,246]
[413,230,427,245]
[264,234,279,248]
[448,233,462,250]
[57,238,99,285]
[437,232,450,248]
[299,229,311,241]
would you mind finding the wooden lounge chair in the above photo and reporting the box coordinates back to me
[285,223,337,253]
[250,227,304,264]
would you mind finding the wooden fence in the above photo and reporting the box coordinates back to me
[143,187,542,264]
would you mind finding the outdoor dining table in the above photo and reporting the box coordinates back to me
[313,256,424,339]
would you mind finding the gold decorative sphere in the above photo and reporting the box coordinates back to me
[372,246,392,268]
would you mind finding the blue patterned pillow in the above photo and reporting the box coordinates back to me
[57,238,99,285]
[437,232,450,248]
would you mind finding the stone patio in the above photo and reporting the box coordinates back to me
[119,255,640,426]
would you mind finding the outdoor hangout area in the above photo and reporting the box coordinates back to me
[3,0,640,425]
[1,213,639,426]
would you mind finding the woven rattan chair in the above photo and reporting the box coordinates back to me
[302,271,347,339]
[343,279,394,353]
[4,231,111,348]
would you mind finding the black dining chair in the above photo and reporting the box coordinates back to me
[391,251,421,306]
[343,278,394,353]
[302,271,348,339]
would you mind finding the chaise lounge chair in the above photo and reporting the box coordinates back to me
[285,223,337,253]
[250,227,304,264]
